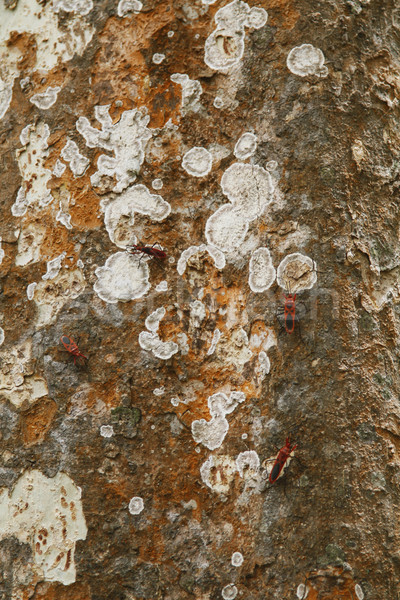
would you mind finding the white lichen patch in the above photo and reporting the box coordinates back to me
[153,387,165,396]
[32,268,87,327]
[139,307,179,360]
[200,455,236,494]
[42,252,66,280]
[204,0,268,72]
[101,184,171,248]
[152,53,165,64]
[234,132,257,160]
[100,425,114,438]
[30,86,61,110]
[287,44,328,78]
[56,201,73,230]
[191,391,246,450]
[27,282,37,300]
[207,328,221,355]
[205,163,274,252]
[236,450,260,478]
[256,351,270,382]
[177,244,226,275]
[355,584,364,600]
[77,106,152,193]
[128,496,144,515]
[118,0,142,16]
[248,247,276,292]
[60,139,90,177]
[0,0,94,86]
[182,147,213,177]
[170,73,203,113]
[152,178,163,190]
[214,96,224,109]
[12,122,53,216]
[276,252,317,292]
[231,552,244,567]
[0,238,4,265]
[0,470,87,585]
[0,78,14,120]
[52,159,66,177]
[52,0,93,15]
[94,252,150,303]
[216,327,253,370]
[155,280,168,292]
[0,328,4,346]
[296,583,309,599]
[222,583,238,600]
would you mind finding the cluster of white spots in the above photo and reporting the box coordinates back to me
[205,163,274,252]
[276,252,317,292]
[42,252,66,280]
[190,300,207,328]
[100,425,114,438]
[0,470,87,585]
[12,122,53,216]
[139,307,179,360]
[296,583,308,599]
[231,552,244,567]
[31,268,86,327]
[207,328,221,355]
[30,86,61,110]
[0,78,14,120]
[152,53,166,64]
[234,132,257,160]
[0,0,94,119]
[153,387,165,396]
[355,584,364,600]
[152,178,163,190]
[94,252,150,303]
[60,139,90,177]
[248,247,276,292]
[170,73,203,114]
[191,391,246,450]
[77,106,152,193]
[128,496,144,515]
[222,583,238,600]
[52,0,93,15]
[101,184,171,248]
[182,147,213,177]
[0,328,4,346]
[27,282,37,300]
[0,340,48,407]
[204,0,268,72]
[200,455,236,494]
[155,280,168,292]
[52,159,66,178]
[177,244,226,275]
[118,0,142,17]
[287,44,328,78]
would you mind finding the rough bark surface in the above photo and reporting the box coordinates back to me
[0,0,399,599]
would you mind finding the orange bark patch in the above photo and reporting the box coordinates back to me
[20,398,57,447]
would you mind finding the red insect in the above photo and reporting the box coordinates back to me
[60,335,88,366]
[269,437,297,484]
[126,243,166,263]
[283,292,297,334]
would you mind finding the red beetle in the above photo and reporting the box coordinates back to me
[283,292,297,334]
[60,335,88,366]
[126,243,166,264]
[269,437,297,483]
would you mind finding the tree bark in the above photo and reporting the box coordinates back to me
[0,0,399,599]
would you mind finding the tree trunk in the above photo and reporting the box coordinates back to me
[0,0,399,598]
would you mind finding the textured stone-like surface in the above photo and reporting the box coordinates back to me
[1,0,400,598]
